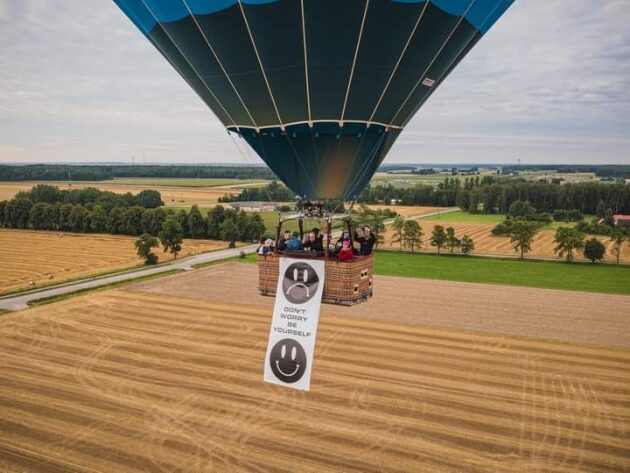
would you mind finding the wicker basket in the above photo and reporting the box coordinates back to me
[258,253,373,306]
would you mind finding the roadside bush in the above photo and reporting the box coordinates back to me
[553,209,584,222]
[492,222,511,236]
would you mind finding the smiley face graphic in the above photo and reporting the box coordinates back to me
[269,339,307,383]
[282,262,319,304]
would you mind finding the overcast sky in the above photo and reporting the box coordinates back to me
[1,0,629,165]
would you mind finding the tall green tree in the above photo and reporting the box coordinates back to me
[430,225,447,254]
[390,216,405,250]
[508,200,536,220]
[134,189,163,208]
[90,205,108,233]
[123,206,145,235]
[107,207,126,234]
[188,205,207,239]
[5,198,32,229]
[445,227,461,254]
[402,220,422,252]
[509,220,539,259]
[554,227,585,263]
[58,203,73,231]
[135,233,160,264]
[0,200,6,227]
[583,237,605,264]
[159,216,184,259]
[460,235,475,255]
[28,202,53,230]
[68,204,88,232]
[219,219,239,248]
[609,227,628,265]
[245,213,266,242]
[206,205,226,239]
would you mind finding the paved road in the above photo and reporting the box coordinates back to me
[0,207,459,312]
[0,244,259,311]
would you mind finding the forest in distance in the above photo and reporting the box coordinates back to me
[1,163,629,182]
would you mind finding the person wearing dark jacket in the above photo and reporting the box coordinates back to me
[354,227,376,255]
[304,231,324,253]
[277,229,292,251]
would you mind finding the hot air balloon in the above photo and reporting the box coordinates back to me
[114,0,514,202]
[113,0,515,305]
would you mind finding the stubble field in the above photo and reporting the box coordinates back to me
[0,181,256,209]
[0,264,628,472]
[0,229,227,295]
[383,220,630,263]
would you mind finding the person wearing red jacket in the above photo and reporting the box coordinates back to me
[337,239,354,262]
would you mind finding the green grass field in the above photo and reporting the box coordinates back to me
[241,251,630,294]
[374,252,630,294]
[111,178,267,188]
[418,210,505,224]
[417,210,595,231]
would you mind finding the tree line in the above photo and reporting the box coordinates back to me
[500,164,630,179]
[390,218,475,255]
[0,185,266,245]
[218,180,295,203]
[356,177,630,215]
[0,164,274,181]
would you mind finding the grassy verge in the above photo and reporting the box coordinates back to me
[0,309,12,316]
[374,251,630,295]
[0,263,149,298]
[27,270,183,307]
[191,254,252,269]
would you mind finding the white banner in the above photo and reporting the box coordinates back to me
[263,257,325,391]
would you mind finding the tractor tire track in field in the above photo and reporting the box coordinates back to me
[0,286,628,472]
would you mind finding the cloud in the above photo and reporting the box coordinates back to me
[0,0,628,164]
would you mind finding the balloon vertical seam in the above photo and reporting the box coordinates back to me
[300,0,312,126]
[389,0,478,127]
[401,0,511,128]
[367,0,431,127]
[340,0,371,127]
[180,0,259,131]
[236,0,284,130]
[137,0,239,129]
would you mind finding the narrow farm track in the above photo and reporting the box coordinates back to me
[0,289,628,472]
[0,229,228,295]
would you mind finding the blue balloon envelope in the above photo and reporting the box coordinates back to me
[114,0,514,200]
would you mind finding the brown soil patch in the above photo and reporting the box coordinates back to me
[382,221,630,263]
[0,229,228,295]
[130,263,630,349]
[0,286,628,472]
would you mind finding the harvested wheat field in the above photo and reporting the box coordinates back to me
[0,266,629,472]
[0,181,244,208]
[365,205,445,217]
[0,229,228,295]
[131,263,630,348]
[383,221,630,263]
